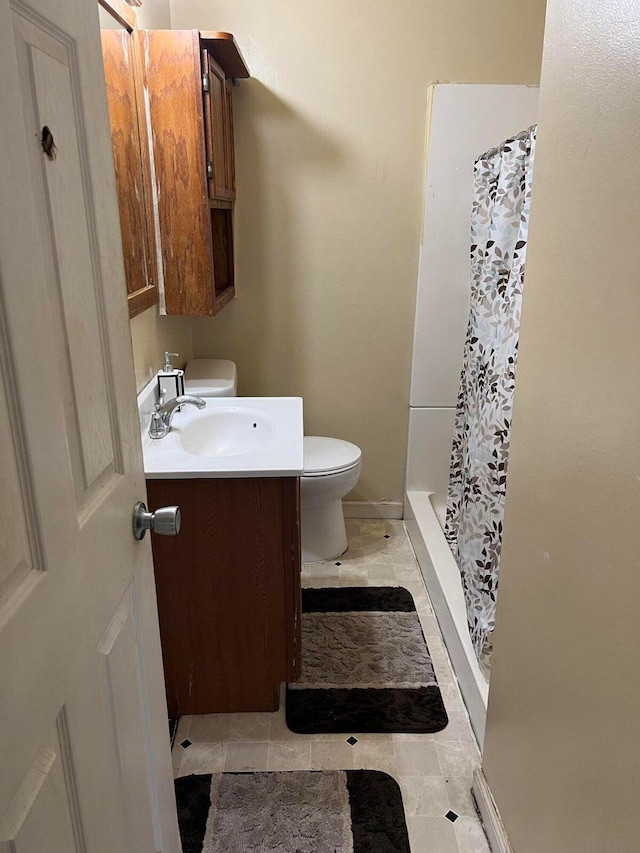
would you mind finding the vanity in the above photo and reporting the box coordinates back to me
[141,394,304,717]
[99,4,297,717]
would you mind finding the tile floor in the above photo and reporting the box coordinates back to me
[172,518,489,853]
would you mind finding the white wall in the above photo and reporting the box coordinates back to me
[407,84,539,517]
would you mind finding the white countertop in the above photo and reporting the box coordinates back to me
[139,388,304,479]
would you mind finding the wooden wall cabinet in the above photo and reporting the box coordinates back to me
[146,477,301,717]
[140,30,249,316]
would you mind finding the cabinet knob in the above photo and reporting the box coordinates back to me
[133,501,181,540]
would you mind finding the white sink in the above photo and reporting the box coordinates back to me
[179,407,276,458]
[140,395,304,479]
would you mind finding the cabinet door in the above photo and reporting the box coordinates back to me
[147,477,299,715]
[141,30,215,315]
[100,28,158,317]
[202,49,235,201]
[223,81,236,197]
[283,478,302,681]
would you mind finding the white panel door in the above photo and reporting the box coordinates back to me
[0,0,181,850]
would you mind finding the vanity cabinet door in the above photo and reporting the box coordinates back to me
[284,477,302,682]
[147,476,301,716]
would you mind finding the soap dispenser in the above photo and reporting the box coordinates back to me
[157,352,185,404]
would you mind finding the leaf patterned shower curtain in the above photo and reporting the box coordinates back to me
[445,126,537,675]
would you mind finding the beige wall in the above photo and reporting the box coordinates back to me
[128,0,194,392]
[136,0,171,29]
[129,309,193,391]
[481,1,640,850]
[171,0,546,501]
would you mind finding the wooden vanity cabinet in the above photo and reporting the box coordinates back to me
[140,30,249,316]
[146,477,301,717]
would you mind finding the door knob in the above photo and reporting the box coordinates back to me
[133,501,181,540]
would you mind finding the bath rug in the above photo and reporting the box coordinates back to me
[175,769,410,853]
[286,586,448,734]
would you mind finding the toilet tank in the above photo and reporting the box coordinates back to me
[184,359,237,397]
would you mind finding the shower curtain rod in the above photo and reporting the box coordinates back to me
[477,125,537,163]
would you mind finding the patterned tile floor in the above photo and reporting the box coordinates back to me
[172,518,489,853]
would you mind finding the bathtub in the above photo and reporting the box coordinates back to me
[404,490,489,745]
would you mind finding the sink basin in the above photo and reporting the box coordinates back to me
[140,395,304,479]
[179,407,276,458]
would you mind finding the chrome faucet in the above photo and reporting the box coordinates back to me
[149,395,206,439]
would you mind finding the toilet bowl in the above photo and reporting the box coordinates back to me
[184,360,362,563]
[300,436,362,563]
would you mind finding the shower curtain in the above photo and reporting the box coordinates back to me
[445,126,537,674]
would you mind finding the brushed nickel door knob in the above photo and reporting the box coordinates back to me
[133,501,181,540]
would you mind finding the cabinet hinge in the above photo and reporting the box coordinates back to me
[202,72,209,93]
[207,161,214,178]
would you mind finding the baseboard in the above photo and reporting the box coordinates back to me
[342,500,404,519]
[472,768,512,853]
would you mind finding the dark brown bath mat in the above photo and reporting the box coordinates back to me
[175,769,410,853]
[286,586,448,734]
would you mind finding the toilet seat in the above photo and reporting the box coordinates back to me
[303,436,361,477]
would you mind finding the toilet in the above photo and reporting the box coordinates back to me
[184,359,362,563]
[300,436,361,562]
[183,358,238,398]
